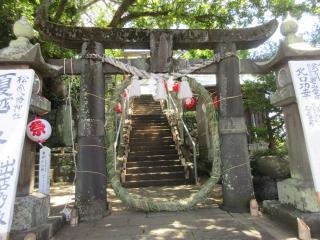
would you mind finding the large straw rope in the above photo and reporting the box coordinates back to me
[105,77,221,212]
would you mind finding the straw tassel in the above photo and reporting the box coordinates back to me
[129,76,141,98]
[178,77,193,100]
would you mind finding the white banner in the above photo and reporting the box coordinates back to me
[39,147,51,195]
[0,70,34,236]
[289,61,320,192]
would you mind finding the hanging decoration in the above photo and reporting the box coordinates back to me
[128,76,141,98]
[26,117,52,143]
[164,81,168,92]
[153,79,167,101]
[123,89,128,99]
[167,76,174,92]
[213,96,219,110]
[173,82,180,93]
[184,97,197,110]
[115,102,122,113]
[178,77,193,100]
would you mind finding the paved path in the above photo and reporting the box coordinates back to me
[50,183,300,240]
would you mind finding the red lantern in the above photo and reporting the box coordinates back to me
[26,117,52,143]
[115,102,122,113]
[173,82,180,93]
[213,96,219,110]
[184,97,197,110]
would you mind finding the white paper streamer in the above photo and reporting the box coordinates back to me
[178,77,193,99]
[154,79,167,101]
[129,76,141,98]
[167,76,174,91]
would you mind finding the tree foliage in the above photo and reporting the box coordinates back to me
[242,74,286,152]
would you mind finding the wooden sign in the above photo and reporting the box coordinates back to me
[289,61,320,200]
[0,70,34,238]
[38,147,51,195]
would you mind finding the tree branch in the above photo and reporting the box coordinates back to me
[79,0,101,12]
[118,10,170,26]
[53,0,68,22]
[117,10,222,27]
[108,0,136,28]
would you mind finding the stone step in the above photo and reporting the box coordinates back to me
[131,132,173,138]
[129,137,174,143]
[129,144,176,151]
[129,149,177,155]
[123,179,188,188]
[132,125,170,130]
[131,129,171,133]
[126,165,184,174]
[126,159,181,167]
[127,153,179,161]
[125,171,185,181]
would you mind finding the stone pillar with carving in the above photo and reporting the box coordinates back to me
[268,17,320,213]
[263,16,320,234]
[0,17,60,236]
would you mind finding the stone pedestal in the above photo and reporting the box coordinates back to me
[12,193,50,231]
[278,179,319,212]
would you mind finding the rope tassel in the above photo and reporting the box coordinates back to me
[154,79,167,101]
[129,76,141,98]
[178,77,193,100]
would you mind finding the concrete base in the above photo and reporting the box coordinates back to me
[12,193,50,231]
[263,200,320,237]
[11,215,65,240]
[277,178,320,212]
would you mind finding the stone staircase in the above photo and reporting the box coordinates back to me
[123,95,188,188]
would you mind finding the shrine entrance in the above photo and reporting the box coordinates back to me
[34,2,279,221]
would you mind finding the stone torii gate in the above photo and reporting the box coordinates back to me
[35,7,278,220]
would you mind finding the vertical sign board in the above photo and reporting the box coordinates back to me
[289,61,320,196]
[39,147,51,195]
[0,70,34,239]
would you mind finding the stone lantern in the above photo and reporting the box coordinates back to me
[0,16,60,238]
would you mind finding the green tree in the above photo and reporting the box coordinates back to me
[242,74,285,152]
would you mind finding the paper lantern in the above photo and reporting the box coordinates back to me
[184,97,197,110]
[173,82,180,93]
[213,96,219,110]
[26,117,52,143]
[178,77,193,100]
[115,102,122,113]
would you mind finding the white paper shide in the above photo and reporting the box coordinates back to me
[0,70,34,236]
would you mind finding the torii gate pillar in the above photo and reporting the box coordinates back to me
[215,43,254,212]
[76,41,108,221]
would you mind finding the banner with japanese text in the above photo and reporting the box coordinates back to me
[289,61,320,192]
[0,70,34,237]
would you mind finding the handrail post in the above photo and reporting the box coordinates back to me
[167,92,198,185]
